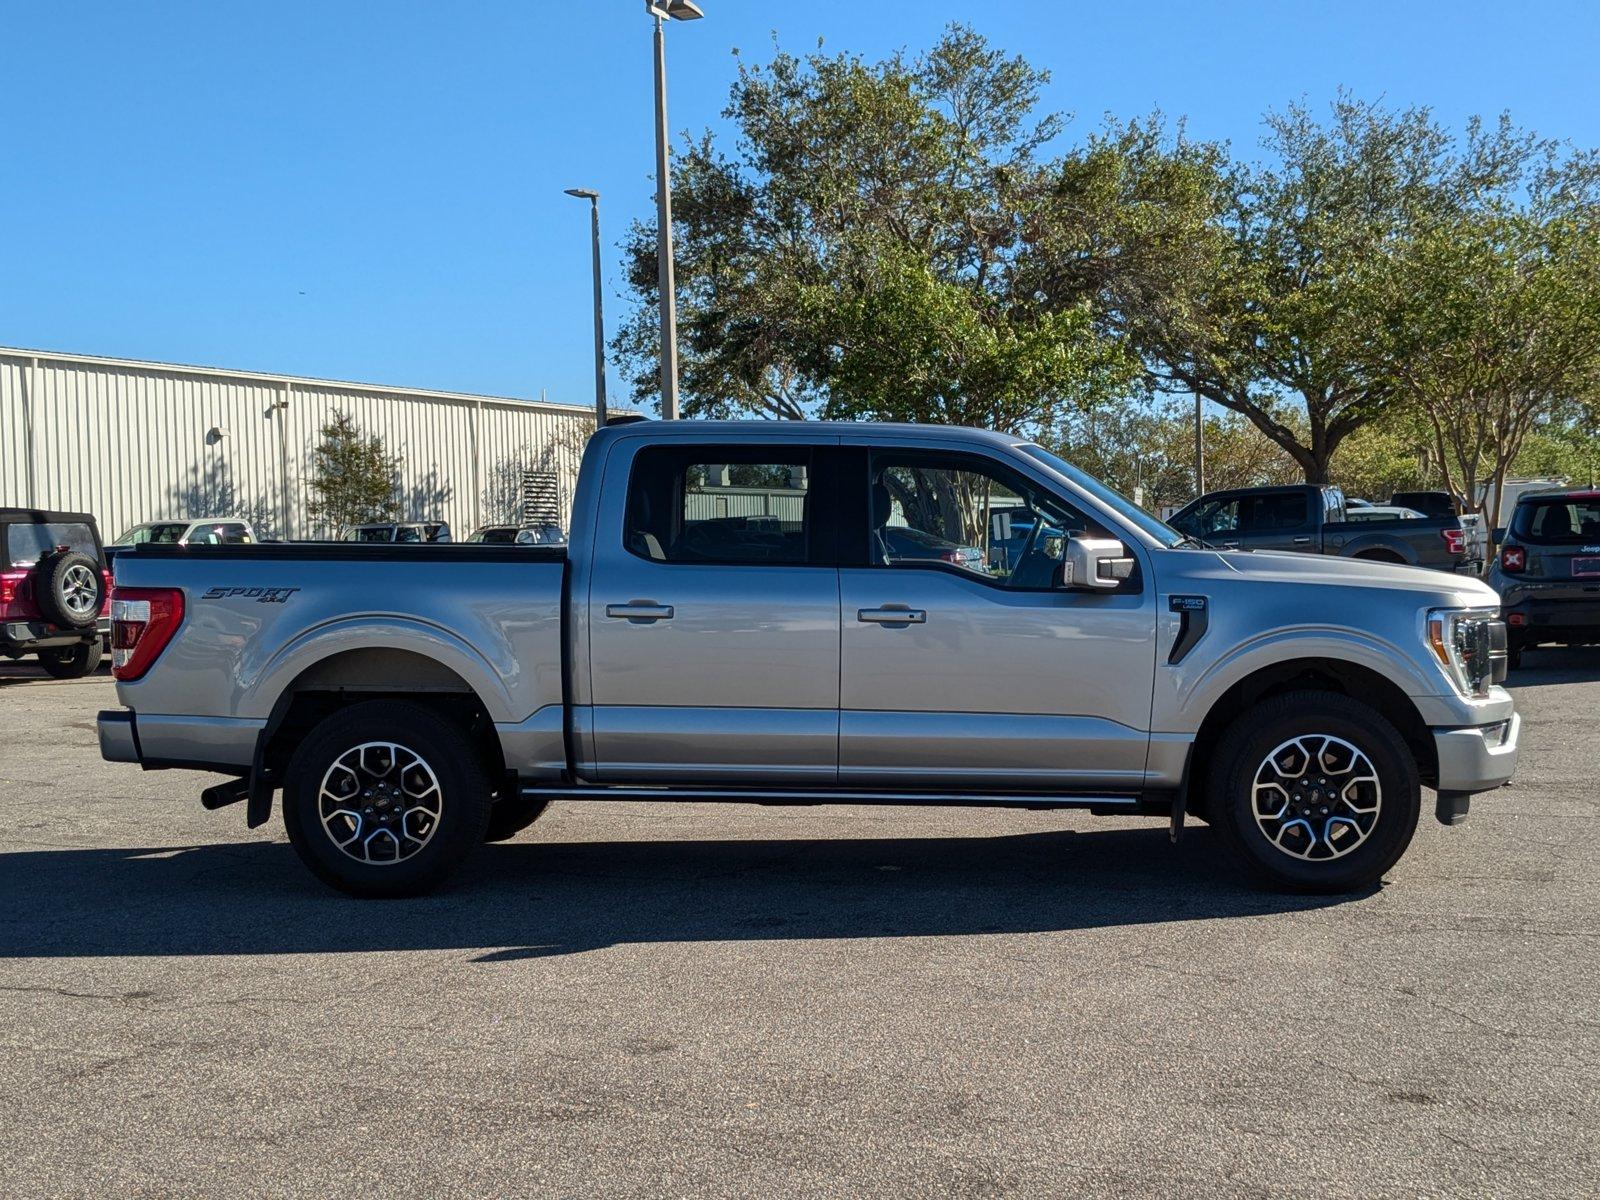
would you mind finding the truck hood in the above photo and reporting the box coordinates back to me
[1161,547,1499,607]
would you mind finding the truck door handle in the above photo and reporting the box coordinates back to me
[857,606,926,624]
[1218,539,1240,548]
[605,602,674,622]
[1293,536,1312,545]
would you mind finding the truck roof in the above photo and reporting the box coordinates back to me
[597,419,1029,450]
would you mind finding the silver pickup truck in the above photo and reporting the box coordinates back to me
[99,422,1519,897]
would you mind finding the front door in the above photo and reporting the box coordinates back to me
[837,446,1158,791]
[582,440,841,784]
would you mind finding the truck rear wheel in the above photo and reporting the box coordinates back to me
[1206,690,1420,893]
[282,701,491,897]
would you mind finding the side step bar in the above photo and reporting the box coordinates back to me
[521,784,1167,812]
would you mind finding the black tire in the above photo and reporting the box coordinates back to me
[35,551,104,629]
[37,639,102,679]
[483,795,550,843]
[282,701,492,898]
[1206,690,1421,894]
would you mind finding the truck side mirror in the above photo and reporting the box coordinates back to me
[1062,537,1134,591]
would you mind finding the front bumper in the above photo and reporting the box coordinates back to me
[1433,709,1520,797]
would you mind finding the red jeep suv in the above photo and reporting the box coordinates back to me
[0,508,112,678]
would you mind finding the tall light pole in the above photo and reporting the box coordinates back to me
[1194,390,1206,498]
[647,0,702,419]
[564,188,608,427]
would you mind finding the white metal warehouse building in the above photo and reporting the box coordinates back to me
[0,347,597,542]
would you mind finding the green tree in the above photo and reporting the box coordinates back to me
[1381,154,1600,533]
[306,410,402,533]
[614,25,1133,431]
[1033,98,1533,483]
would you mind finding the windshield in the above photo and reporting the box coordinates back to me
[1512,496,1600,545]
[115,522,187,545]
[1019,445,1186,548]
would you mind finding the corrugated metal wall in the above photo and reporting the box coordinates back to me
[0,348,596,541]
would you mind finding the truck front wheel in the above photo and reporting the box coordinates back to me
[1206,690,1421,893]
[282,701,491,897]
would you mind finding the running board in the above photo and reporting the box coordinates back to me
[520,784,1163,811]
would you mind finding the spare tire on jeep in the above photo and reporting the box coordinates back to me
[36,550,103,629]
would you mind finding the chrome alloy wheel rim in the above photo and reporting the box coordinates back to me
[1252,734,1382,861]
[61,563,99,617]
[317,742,443,864]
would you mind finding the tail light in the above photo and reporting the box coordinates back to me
[110,587,185,681]
[0,569,28,614]
[100,569,113,616]
[1440,528,1467,556]
[1500,546,1526,573]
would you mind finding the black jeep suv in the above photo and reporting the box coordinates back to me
[0,508,111,678]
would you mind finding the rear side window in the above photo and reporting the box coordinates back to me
[1241,493,1308,532]
[1512,497,1600,544]
[626,446,812,565]
[5,522,96,567]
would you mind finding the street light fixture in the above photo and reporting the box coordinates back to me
[646,0,702,419]
[564,187,608,427]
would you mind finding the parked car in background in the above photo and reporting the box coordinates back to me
[345,522,452,544]
[1390,491,1489,566]
[1488,488,1600,668]
[0,507,111,677]
[466,524,565,546]
[107,518,256,566]
[1168,484,1477,573]
[880,524,988,572]
[1344,505,1425,523]
[100,421,1516,899]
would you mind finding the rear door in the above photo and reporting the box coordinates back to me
[1238,490,1314,552]
[581,438,842,784]
[836,441,1157,791]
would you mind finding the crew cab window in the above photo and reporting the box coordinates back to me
[1242,492,1308,531]
[868,451,1096,589]
[220,523,253,544]
[627,446,812,565]
[1183,495,1241,536]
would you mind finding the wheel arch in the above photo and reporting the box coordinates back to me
[256,647,509,795]
[1187,657,1437,818]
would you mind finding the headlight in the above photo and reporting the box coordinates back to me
[1426,609,1506,697]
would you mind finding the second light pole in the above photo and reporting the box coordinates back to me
[564,188,607,427]
[647,0,702,419]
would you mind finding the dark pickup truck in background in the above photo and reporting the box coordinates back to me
[1169,485,1476,573]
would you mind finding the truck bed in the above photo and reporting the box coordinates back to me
[109,541,570,775]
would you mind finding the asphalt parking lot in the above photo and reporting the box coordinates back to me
[1,655,1596,1198]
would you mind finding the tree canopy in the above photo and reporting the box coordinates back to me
[615,25,1600,514]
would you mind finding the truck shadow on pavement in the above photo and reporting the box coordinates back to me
[0,827,1363,960]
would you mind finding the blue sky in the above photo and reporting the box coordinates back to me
[3,1,1598,409]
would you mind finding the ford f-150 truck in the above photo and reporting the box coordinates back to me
[1168,484,1478,573]
[99,422,1518,897]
